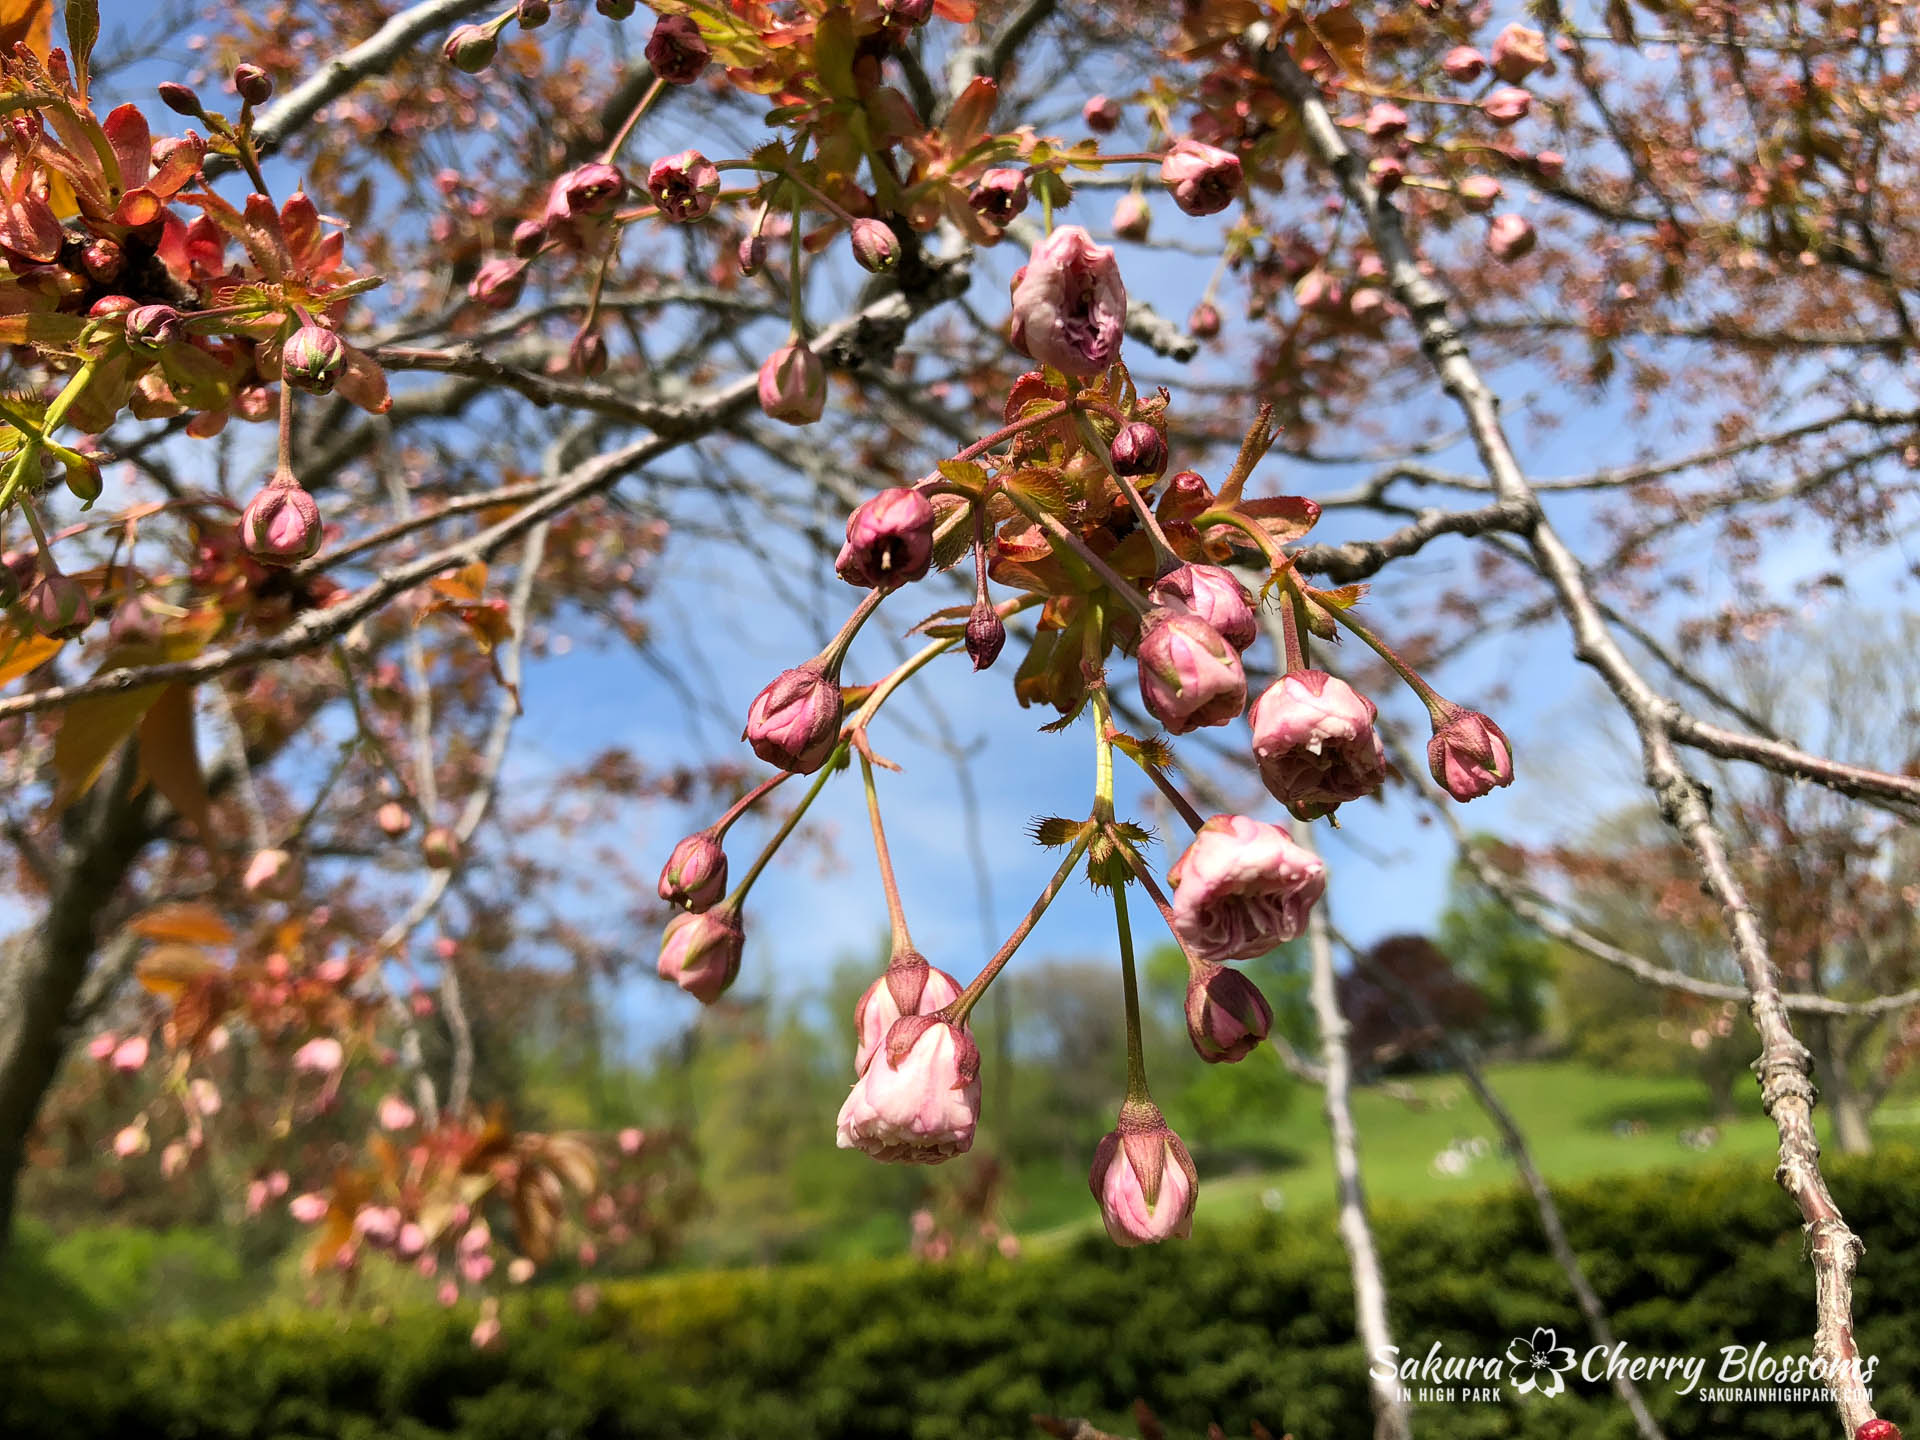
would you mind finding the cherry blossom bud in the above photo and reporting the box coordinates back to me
[88,1032,117,1063]
[24,571,92,639]
[422,825,461,869]
[1186,963,1273,1062]
[1149,564,1255,652]
[157,82,204,118]
[62,451,103,507]
[1249,669,1387,819]
[849,217,898,273]
[658,829,728,911]
[281,323,348,394]
[1491,23,1548,82]
[552,162,626,221]
[1109,422,1167,478]
[1111,192,1151,241]
[125,303,182,351]
[233,63,273,105]
[378,801,411,836]
[508,1256,536,1284]
[511,219,545,258]
[1083,95,1122,133]
[1187,301,1220,339]
[835,487,935,590]
[1167,813,1325,961]
[757,340,826,425]
[1089,1105,1197,1246]
[467,257,527,309]
[355,1205,402,1249]
[1158,469,1214,523]
[835,1015,980,1163]
[852,953,964,1075]
[657,903,744,1003]
[517,0,550,26]
[570,330,608,377]
[1533,150,1566,182]
[243,847,300,899]
[378,1094,418,1131]
[1428,707,1514,801]
[743,662,842,773]
[1458,175,1502,213]
[1855,1422,1902,1440]
[289,1192,329,1223]
[114,1124,150,1159]
[79,237,123,283]
[240,472,322,565]
[396,1222,427,1258]
[738,233,767,275]
[1009,225,1126,377]
[646,149,719,222]
[1488,212,1537,262]
[617,1126,645,1155]
[968,168,1029,225]
[1481,87,1532,127]
[443,24,497,73]
[293,1036,344,1074]
[1369,155,1406,195]
[1136,610,1246,735]
[1364,102,1409,141]
[645,13,709,82]
[1160,139,1242,216]
[111,1034,149,1072]
[597,0,637,17]
[966,600,1006,671]
[1441,46,1486,82]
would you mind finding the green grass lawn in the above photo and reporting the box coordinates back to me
[1009,1058,1915,1247]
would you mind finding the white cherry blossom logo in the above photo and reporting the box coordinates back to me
[1506,1327,1577,1396]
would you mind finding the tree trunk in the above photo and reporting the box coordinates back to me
[0,751,158,1251]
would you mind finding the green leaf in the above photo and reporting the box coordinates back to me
[64,0,96,98]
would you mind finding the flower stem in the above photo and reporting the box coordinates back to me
[711,772,791,837]
[1090,674,1117,824]
[1113,879,1151,1103]
[726,743,845,906]
[1317,591,1448,719]
[1002,486,1153,616]
[601,75,666,164]
[948,826,1094,1024]
[859,749,914,954]
[1071,410,1181,571]
[1127,749,1206,833]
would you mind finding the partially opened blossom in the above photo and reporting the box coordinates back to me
[1089,1106,1198,1246]
[1009,225,1126,376]
[1160,139,1242,216]
[836,1015,980,1163]
[1492,23,1548,82]
[1482,86,1533,126]
[1249,670,1387,818]
[1150,565,1256,652]
[835,487,935,590]
[647,149,719,221]
[1442,46,1487,81]
[1488,212,1537,262]
[645,14,709,83]
[852,952,964,1075]
[968,167,1028,225]
[1167,813,1326,962]
[1136,611,1246,734]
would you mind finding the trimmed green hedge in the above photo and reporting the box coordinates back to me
[5,1151,1918,1439]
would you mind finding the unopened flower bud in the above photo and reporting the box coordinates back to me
[657,904,744,1003]
[443,24,498,74]
[1109,421,1167,478]
[968,168,1029,226]
[1186,962,1274,1062]
[467,257,527,308]
[835,487,935,590]
[281,324,347,394]
[1188,301,1220,339]
[1250,669,1387,819]
[1442,46,1486,82]
[849,217,898,273]
[157,81,204,118]
[233,63,274,105]
[757,340,826,425]
[1427,706,1514,801]
[1136,610,1245,734]
[1488,212,1537,262]
[646,149,719,222]
[1369,155,1406,194]
[241,472,322,565]
[744,663,842,773]
[125,304,182,351]
[570,330,608,377]
[966,600,1005,671]
[596,0,637,17]
[422,825,461,870]
[658,830,728,911]
[1150,564,1254,652]
[243,847,300,899]
[511,219,546,258]
[1160,139,1242,216]
[25,570,92,639]
[516,0,551,27]
[738,233,767,275]
[378,802,411,836]
[1457,175,1502,213]
[1481,86,1532,127]
[1364,101,1409,141]
[1089,1104,1197,1246]
[1533,150,1566,182]
[1083,94,1122,133]
[645,14,709,84]
[79,237,123,283]
[62,453,102,506]
[1111,191,1151,241]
